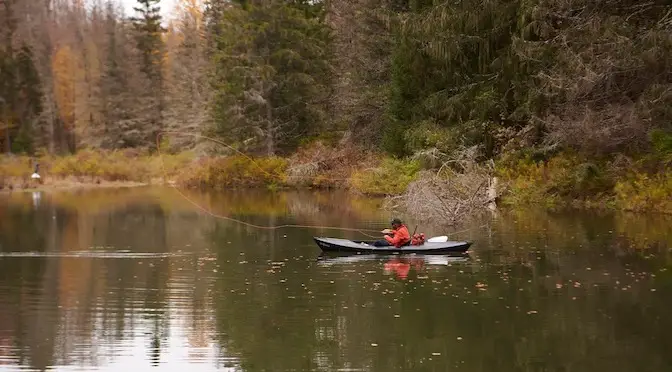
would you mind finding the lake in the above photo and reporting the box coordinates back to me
[0,186,671,371]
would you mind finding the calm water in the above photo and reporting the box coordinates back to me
[0,187,671,372]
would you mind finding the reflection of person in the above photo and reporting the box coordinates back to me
[383,257,424,280]
[372,218,410,247]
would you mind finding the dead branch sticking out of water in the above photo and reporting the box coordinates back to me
[385,149,496,225]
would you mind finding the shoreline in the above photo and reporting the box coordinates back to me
[2,176,670,217]
[0,177,150,194]
[1,149,669,214]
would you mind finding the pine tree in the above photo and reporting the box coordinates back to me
[12,45,42,153]
[209,0,332,156]
[163,0,209,150]
[203,0,227,54]
[0,0,18,153]
[131,0,166,148]
[0,0,43,154]
[99,2,147,148]
[131,0,165,82]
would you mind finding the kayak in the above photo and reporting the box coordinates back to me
[313,237,472,254]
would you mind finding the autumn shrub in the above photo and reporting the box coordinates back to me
[0,156,32,188]
[176,155,288,189]
[497,152,615,207]
[349,157,421,196]
[648,129,672,165]
[148,151,194,181]
[48,150,148,182]
[42,149,193,182]
[286,141,375,188]
[614,173,672,214]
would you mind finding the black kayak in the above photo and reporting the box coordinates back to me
[313,237,472,254]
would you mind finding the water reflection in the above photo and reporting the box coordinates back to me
[317,254,471,279]
[0,187,670,371]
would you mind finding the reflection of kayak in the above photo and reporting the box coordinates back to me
[313,237,472,254]
[317,253,469,266]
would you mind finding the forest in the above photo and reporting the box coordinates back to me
[0,0,671,213]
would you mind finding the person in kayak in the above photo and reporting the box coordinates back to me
[372,218,411,247]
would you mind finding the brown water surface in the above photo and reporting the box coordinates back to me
[0,187,670,371]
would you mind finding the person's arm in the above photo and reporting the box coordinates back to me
[385,231,404,246]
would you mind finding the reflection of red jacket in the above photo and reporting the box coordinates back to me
[385,224,410,247]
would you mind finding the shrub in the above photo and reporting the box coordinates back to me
[286,141,374,188]
[496,152,614,207]
[349,158,421,195]
[176,155,288,189]
[614,173,672,214]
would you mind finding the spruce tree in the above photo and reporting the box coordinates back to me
[131,0,166,148]
[209,0,332,155]
[131,0,165,82]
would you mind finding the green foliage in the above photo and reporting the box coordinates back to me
[386,0,530,158]
[209,0,332,155]
[380,0,672,159]
[497,152,615,207]
[11,125,33,154]
[403,120,454,155]
[349,157,420,195]
[650,129,672,161]
[615,173,672,214]
[381,120,410,157]
[0,43,42,154]
[131,0,166,81]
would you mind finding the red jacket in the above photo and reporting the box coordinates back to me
[385,224,411,247]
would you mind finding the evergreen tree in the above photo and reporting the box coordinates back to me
[100,2,147,148]
[0,0,17,153]
[164,0,210,150]
[131,0,166,82]
[13,45,43,153]
[203,0,227,54]
[0,0,43,154]
[131,0,166,148]
[209,0,332,155]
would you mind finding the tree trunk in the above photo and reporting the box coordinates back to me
[4,117,11,154]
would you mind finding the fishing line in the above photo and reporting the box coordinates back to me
[155,131,381,238]
[155,131,486,239]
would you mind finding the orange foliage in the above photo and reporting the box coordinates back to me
[52,45,78,131]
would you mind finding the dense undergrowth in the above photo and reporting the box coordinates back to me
[0,149,193,188]
[496,148,672,214]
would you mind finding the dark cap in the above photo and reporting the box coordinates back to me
[391,218,402,225]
